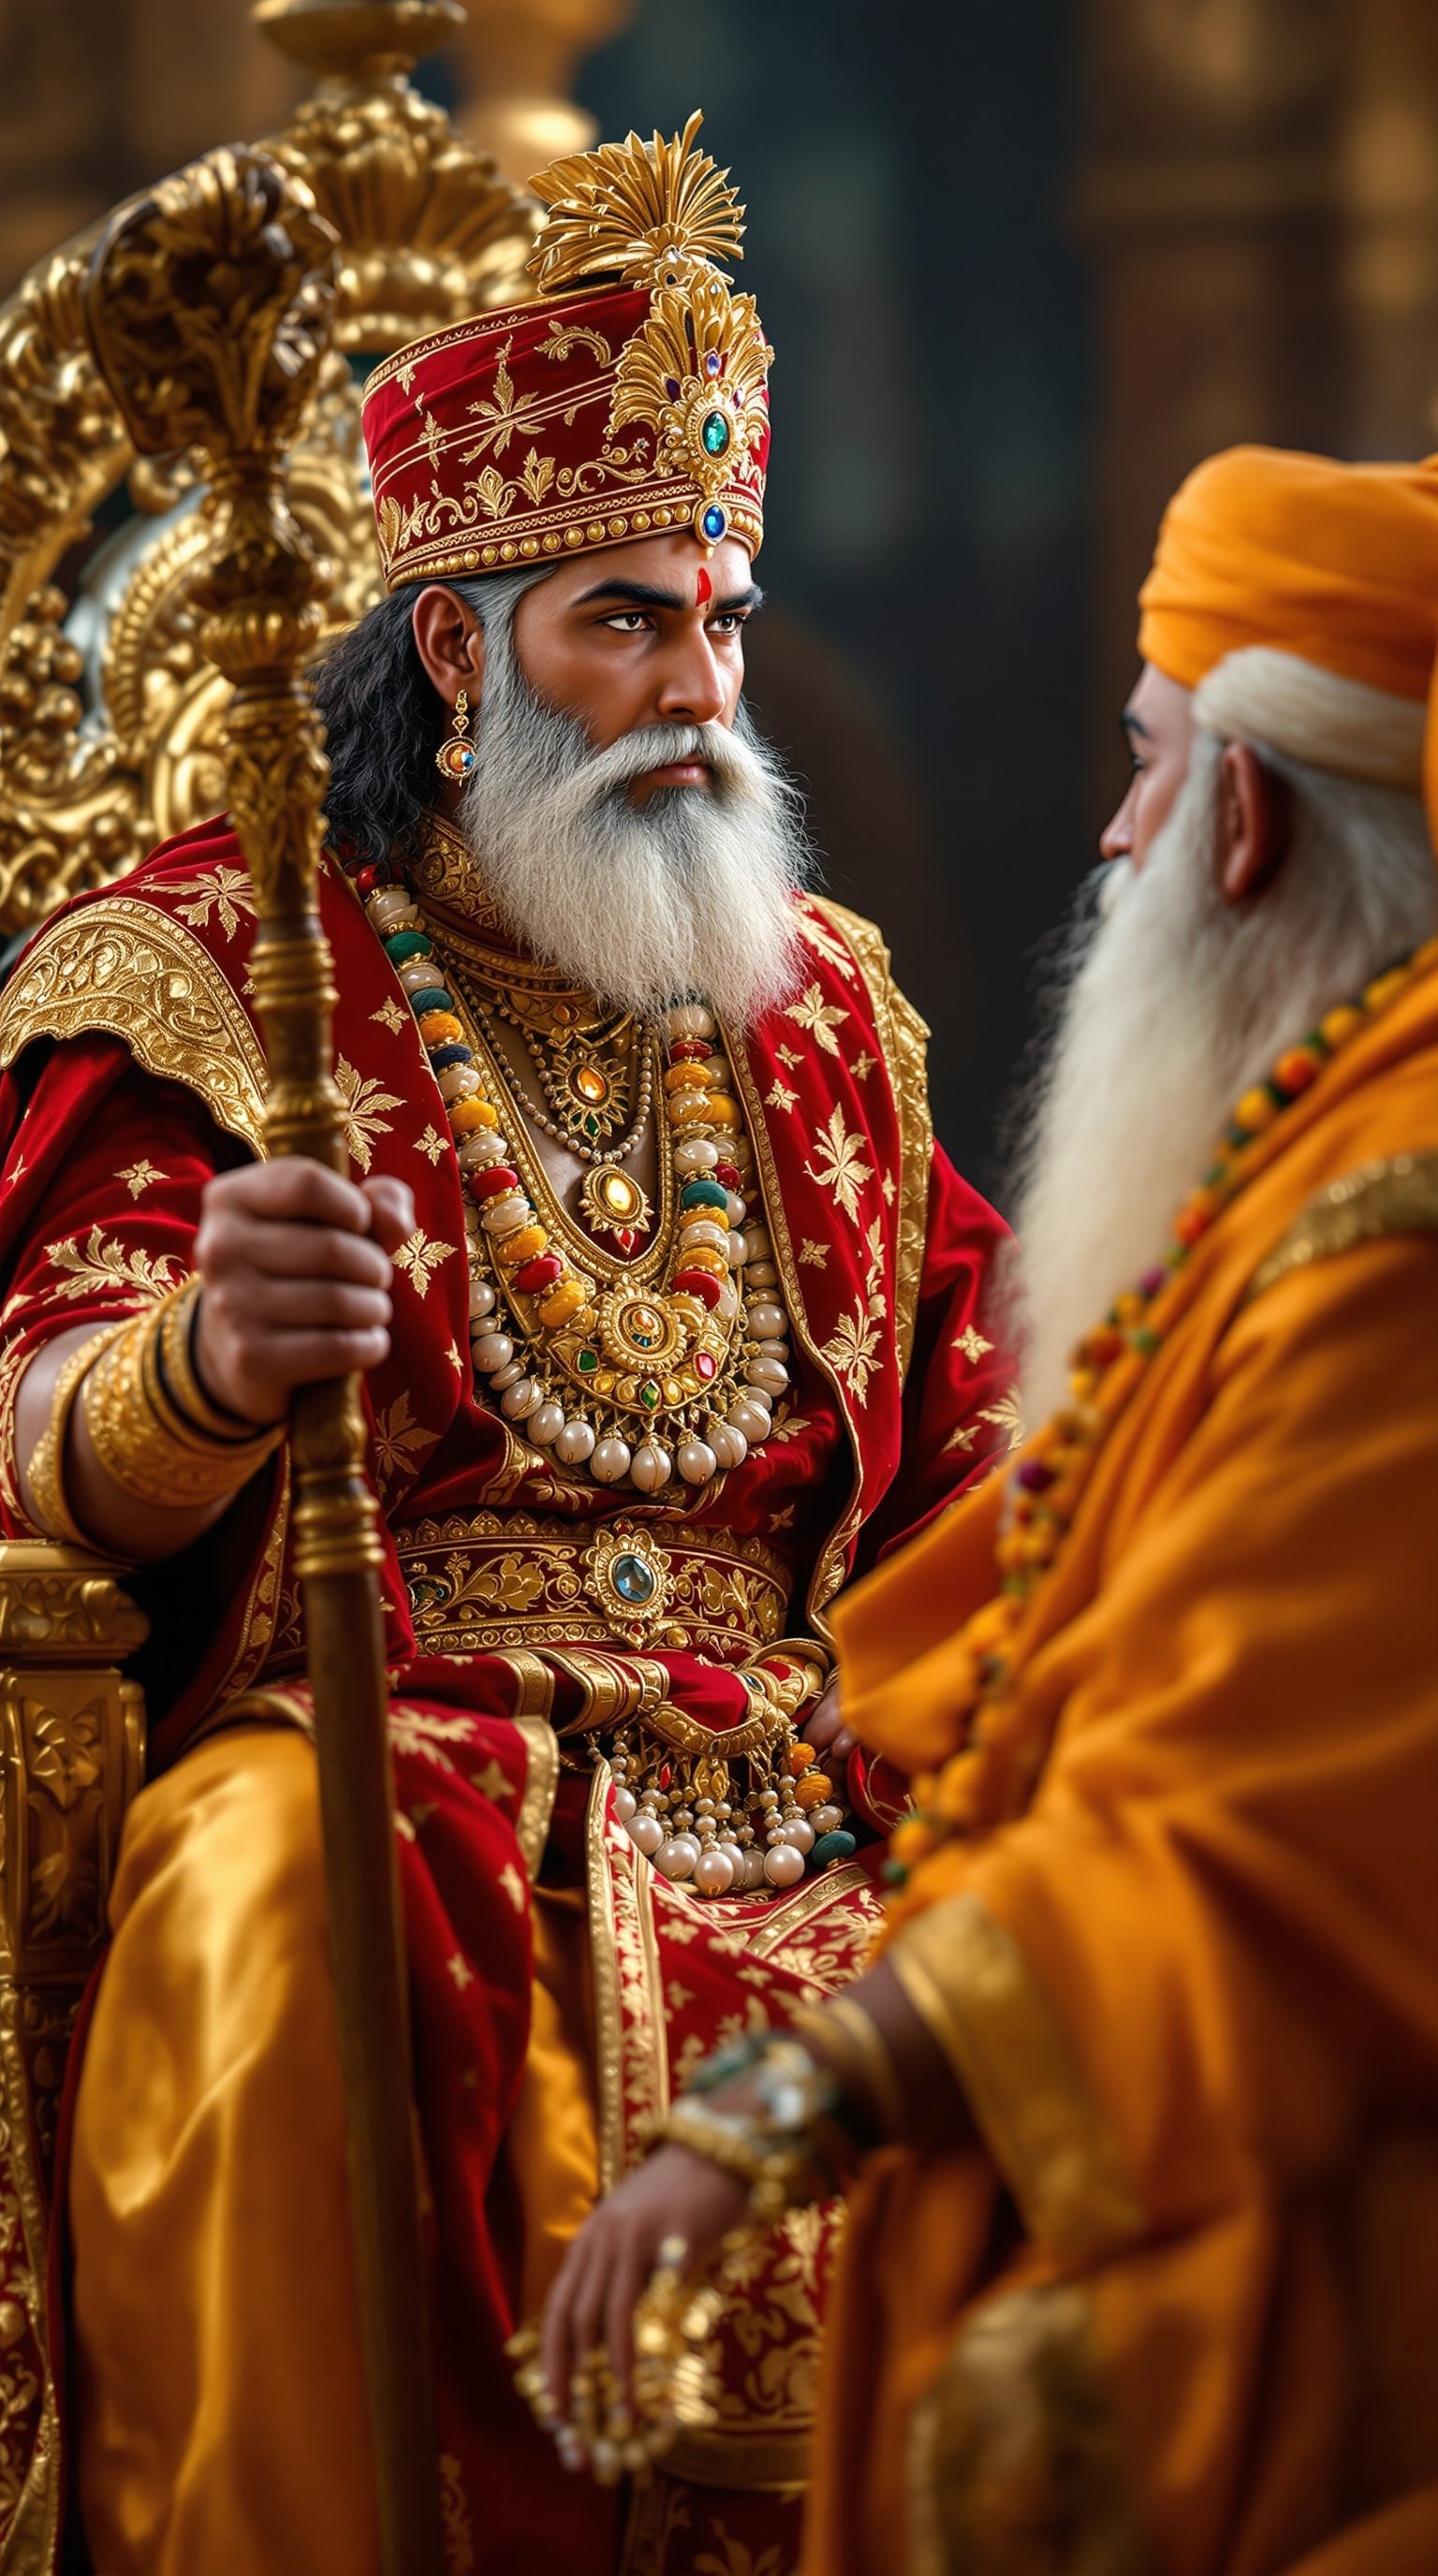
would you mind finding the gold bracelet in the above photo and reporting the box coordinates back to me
[82,1292,283,1511]
[23,1323,130,1546]
[157,1278,261,1443]
[792,1995,907,2140]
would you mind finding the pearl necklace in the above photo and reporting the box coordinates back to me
[351,859,797,1499]
[886,932,1438,1894]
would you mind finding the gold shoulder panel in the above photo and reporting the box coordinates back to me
[0,894,268,1153]
[809,895,933,1376]
[1247,1150,1438,1302]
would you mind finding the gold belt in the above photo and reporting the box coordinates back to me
[393,1511,791,1660]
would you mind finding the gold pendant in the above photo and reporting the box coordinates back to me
[580,1164,653,1252]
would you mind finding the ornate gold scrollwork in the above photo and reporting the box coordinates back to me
[0,1545,146,2568]
[0,0,540,941]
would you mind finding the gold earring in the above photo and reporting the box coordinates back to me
[435,688,476,782]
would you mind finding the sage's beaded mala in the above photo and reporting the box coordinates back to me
[887,935,1438,1894]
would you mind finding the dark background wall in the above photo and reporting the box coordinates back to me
[578,1,1093,1193]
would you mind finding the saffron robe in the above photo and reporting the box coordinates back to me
[809,960,1438,2576]
[0,821,1011,2576]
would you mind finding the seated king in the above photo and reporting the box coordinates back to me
[0,116,1011,2575]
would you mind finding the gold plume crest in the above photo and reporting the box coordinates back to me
[527,110,746,298]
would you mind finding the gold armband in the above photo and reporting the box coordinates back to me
[81,1281,283,1512]
[24,1322,130,1546]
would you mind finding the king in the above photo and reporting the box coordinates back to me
[0,117,1009,2575]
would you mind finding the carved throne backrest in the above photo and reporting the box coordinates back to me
[0,0,541,941]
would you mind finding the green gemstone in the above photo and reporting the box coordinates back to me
[700,408,731,456]
[576,1348,598,1374]
[639,1381,660,1408]
[583,1113,600,1136]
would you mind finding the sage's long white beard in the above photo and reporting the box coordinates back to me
[455,664,811,1028]
[1007,734,1436,1423]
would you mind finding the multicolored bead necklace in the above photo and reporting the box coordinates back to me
[346,850,796,1499]
[887,934,1438,1893]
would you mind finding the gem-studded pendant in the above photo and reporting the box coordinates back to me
[580,1162,653,1251]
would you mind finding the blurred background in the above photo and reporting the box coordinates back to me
[3,0,1438,1192]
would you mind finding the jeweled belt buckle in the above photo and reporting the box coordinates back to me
[585,1522,672,1639]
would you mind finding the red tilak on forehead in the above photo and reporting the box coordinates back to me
[695,566,712,607]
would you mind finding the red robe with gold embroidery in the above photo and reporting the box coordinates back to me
[0,822,1010,2573]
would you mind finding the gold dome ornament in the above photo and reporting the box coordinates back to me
[434,688,477,782]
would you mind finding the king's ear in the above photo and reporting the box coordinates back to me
[1215,740,1291,902]
[411,583,486,714]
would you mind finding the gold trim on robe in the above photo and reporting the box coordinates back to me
[888,1895,1143,2266]
[0,898,268,1153]
[1247,1148,1438,1299]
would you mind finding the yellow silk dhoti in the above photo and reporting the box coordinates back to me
[68,1725,597,2575]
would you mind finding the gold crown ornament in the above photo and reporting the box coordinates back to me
[361,112,773,582]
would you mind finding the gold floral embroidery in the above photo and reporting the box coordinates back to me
[955,1325,993,1365]
[164,865,257,938]
[439,2453,477,2575]
[371,997,408,1034]
[814,897,933,1379]
[785,982,848,1056]
[796,909,858,984]
[415,1124,448,1164]
[978,1389,1024,1451]
[446,1951,476,1990]
[798,1240,829,1268]
[804,1104,873,1225]
[391,1229,455,1297]
[851,1049,876,1081]
[498,1862,525,1911]
[45,1226,184,1305]
[370,1392,440,1485]
[335,1058,405,1173]
[817,1217,887,1407]
[765,1078,799,1114]
[117,1159,166,1198]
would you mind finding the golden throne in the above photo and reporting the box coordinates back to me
[0,8,540,2554]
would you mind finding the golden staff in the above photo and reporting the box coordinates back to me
[82,147,442,2576]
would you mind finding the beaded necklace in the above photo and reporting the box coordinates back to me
[459,973,651,1163]
[345,850,797,1500]
[887,934,1438,1891]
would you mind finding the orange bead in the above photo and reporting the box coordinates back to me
[418,1009,463,1046]
[1233,1087,1277,1134]
[795,1771,833,1808]
[785,1742,817,1775]
[888,1816,937,1867]
[1319,1003,1364,1050]
[707,1095,741,1131]
[663,1061,711,1092]
[449,1097,498,1134]
[536,1278,586,1328]
[497,1224,548,1266]
[1363,967,1410,1015]
[668,1094,712,1127]
[1273,1045,1321,1095]
[676,1241,727,1279]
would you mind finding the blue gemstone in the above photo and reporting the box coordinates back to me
[704,350,723,378]
[812,1830,858,1868]
[428,1042,472,1072]
[680,1177,728,1212]
[700,409,731,457]
[409,987,454,1017]
[611,1552,657,1605]
[700,504,727,542]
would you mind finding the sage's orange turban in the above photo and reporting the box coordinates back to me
[1137,445,1438,702]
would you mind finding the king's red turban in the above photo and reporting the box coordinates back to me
[360,113,770,592]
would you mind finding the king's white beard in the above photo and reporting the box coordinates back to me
[1007,734,1436,1423]
[454,648,811,1027]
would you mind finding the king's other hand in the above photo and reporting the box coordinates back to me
[193,1160,416,1427]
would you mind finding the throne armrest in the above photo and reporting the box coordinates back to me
[0,1541,147,2182]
